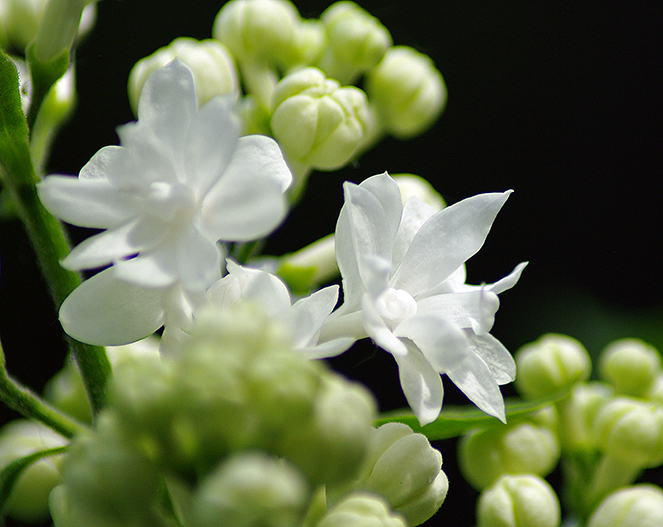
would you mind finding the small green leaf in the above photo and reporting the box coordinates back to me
[0,445,68,515]
[376,390,569,440]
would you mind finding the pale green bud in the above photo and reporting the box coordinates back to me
[557,381,613,452]
[128,38,238,114]
[44,355,93,424]
[392,174,446,211]
[592,396,663,467]
[588,485,663,527]
[31,0,97,63]
[190,452,311,527]
[276,373,377,488]
[598,339,662,398]
[50,412,161,527]
[459,418,560,490]
[289,19,326,69]
[477,474,561,527]
[365,46,446,139]
[0,0,94,53]
[514,334,592,399]
[354,423,448,526]
[0,420,67,523]
[317,492,407,527]
[212,0,300,67]
[647,373,663,405]
[317,1,392,85]
[271,67,370,170]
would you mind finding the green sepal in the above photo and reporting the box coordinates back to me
[0,445,68,516]
[25,41,70,130]
[376,390,569,441]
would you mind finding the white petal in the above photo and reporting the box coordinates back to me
[59,268,165,346]
[344,180,397,266]
[465,331,516,385]
[174,225,223,291]
[392,341,444,426]
[37,176,139,229]
[488,262,528,294]
[135,60,196,154]
[290,285,340,349]
[446,353,507,422]
[201,135,291,241]
[361,293,408,357]
[415,290,500,334]
[391,191,512,297]
[112,241,179,288]
[394,313,469,372]
[184,95,241,195]
[392,197,437,271]
[300,337,356,359]
[61,217,164,271]
[333,206,364,312]
[358,172,403,241]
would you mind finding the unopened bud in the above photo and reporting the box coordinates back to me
[317,1,392,85]
[598,339,662,398]
[393,174,446,210]
[365,46,446,139]
[355,423,448,526]
[477,474,561,527]
[190,452,310,527]
[317,492,407,527]
[271,67,370,170]
[128,38,238,114]
[588,485,663,527]
[515,334,591,399]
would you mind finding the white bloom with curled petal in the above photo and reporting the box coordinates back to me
[207,260,355,357]
[38,60,291,293]
[321,172,526,425]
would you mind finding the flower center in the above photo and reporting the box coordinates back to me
[146,181,197,221]
[376,288,417,328]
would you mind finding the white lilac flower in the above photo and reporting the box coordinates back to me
[206,260,355,357]
[322,172,526,425]
[38,60,291,293]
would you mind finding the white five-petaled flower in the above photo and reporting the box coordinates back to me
[322,172,526,425]
[38,60,292,293]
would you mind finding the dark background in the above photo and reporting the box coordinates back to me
[1,1,662,525]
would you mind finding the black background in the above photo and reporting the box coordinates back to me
[1,1,663,525]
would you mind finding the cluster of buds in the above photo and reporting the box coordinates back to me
[25,303,447,527]
[462,333,663,526]
[128,0,447,195]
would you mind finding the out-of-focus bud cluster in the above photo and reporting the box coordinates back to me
[128,0,447,194]
[41,303,447,527]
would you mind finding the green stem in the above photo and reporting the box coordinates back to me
[1,52,111,414]
[0,340,87,438]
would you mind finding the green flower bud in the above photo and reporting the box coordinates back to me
[289,19,326,69]
[477,474,561,527]
[271,67,370,170]
[365,46,446,139]
[190,451,311,527]
[647,373,663,405]
[317,1,392,85]
[556,381,613,452]
[598,339,662,398]
[277,234,338,294]
[0,0,95,54]
[592,396,663,467]
[0,420,67,523]
[392,174,446,211]
[354,423,448,526]
[514,334,592,399]
[459,417,560,490]
[50,412,161,527]
[212,0,300,67]
[276,373,377,488]
[588,485,663,527]
[128,37,238,114]
[44,355,94,424]
[317,492,407,527]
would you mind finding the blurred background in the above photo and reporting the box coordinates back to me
[1,1,662,525]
